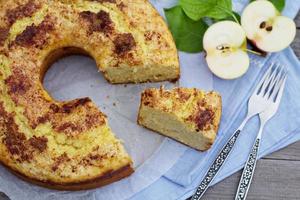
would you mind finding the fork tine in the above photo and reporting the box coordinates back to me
[266,64,285,99]
[258,63,280,96]
[269,71,285,101]
[254,63,275,94]
[262,63,280,96]
[273,73,287,103]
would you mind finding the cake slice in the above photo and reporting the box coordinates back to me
[138,87,222,151]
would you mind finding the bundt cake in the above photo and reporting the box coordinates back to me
[138,87,222,151]
[0,0,179,190]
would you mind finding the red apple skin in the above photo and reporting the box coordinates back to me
[248,39,268,57]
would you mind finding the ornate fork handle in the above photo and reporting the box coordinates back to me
[235,138,261,200]
[191,129,241,200]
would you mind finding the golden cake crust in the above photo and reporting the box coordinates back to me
[0,0,180,83]
[138,87,222,151]
[1,161,133,190]
[0,0,179,190]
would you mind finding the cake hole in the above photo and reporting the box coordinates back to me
[42,49,104,102]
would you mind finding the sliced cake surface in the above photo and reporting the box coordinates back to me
[138,87,222,151]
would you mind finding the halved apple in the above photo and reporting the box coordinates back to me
[241,0,296,52]
[203,21,250,79]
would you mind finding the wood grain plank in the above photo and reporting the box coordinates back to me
[291,29,300,58]
[295,11,300,27]
[263,141,300,161]
[200,159,300,200]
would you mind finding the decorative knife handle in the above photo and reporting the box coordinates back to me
[235,138,260,200]
[191,129,242,200]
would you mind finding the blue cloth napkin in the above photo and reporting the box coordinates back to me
[130,0,300,199]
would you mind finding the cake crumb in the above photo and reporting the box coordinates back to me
[113,103,116,106]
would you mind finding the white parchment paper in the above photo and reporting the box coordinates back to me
[0,1,213,199]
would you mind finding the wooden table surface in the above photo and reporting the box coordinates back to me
[1,11,299,200]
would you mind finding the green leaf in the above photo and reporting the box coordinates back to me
[164,6,208,53]
[216,11,241,23]
[268,0,285,12]
[179,0,232,21]
[250,0,285,12]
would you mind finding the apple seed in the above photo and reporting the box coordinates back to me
[259,21,266,29]
[266,26,273,32]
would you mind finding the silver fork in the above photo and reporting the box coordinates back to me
[191,63,285,200]
[235,69,287,200]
